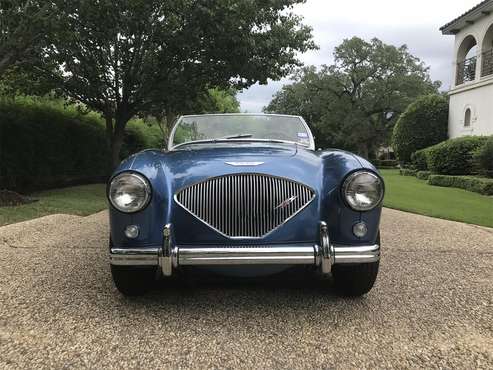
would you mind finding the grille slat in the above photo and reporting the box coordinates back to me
[176,174,315,238]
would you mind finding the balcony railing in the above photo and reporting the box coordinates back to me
[456,56,477,85]
[481,49,493,78]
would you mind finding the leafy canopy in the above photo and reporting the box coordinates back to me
[197,88,240,115]
[34,0,315,166]
[143,87,241,144]
[0,0,53,76]
[266,37,439,157]
[392,94,448,163]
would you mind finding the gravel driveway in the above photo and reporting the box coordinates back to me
[0,208,492,369]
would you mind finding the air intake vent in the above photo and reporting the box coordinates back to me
[175,173,315,238]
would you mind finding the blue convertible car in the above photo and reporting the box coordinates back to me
[107,114,384,296]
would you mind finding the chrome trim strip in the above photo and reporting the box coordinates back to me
[178,246,317,265]
[172,138,308,150]
[225,161,265,166]
[110,242,379,271]
[332,244,380,264]
[110,247,159,266]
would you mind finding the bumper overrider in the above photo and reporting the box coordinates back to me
[109,222,380,276]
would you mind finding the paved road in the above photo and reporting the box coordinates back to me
[0,209,492,369]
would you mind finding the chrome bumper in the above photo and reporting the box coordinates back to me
[110,223,380,276]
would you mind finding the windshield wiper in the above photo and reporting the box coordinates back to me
[220,133,253,139]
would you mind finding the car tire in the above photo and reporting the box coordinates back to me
[332,261,379,297]
[111,265,156,296]
[332,232,380,297]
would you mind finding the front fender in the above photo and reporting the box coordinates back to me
[108,148,383,249]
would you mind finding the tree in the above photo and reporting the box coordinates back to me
[265,66,335,148]
[145,87,241,145]
[0,0,52,76]
[33,0,315,168]
[0,65,58,97]
[392,94,448,163]
[266,37,440,157]
[197,88,240,115]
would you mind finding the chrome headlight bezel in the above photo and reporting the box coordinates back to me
[342,170,384,212]
[108,172,152,213]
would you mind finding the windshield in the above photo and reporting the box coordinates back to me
[169,114,313,149]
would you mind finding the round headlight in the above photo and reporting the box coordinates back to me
[109,172,151,213]
[342,171,384,211]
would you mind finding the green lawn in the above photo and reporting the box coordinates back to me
[1,171,493,228]
[0,184,107,226]
[380,169,493,228]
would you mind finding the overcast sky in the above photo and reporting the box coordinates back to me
[238,0,478,112]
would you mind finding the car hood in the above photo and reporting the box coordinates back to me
[121,143,364,194]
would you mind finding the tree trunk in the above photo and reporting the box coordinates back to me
[166,111,177,128]
[105,114,128,170]
[105,115,113,147]
[112,115,130,169]
[111,131,125,170]
[104,116,115,170]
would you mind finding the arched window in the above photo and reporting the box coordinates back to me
[456,35,478,85]
[464,108,471,127]
[481,23,493,77]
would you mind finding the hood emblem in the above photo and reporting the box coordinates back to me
[225,161,264,166]
[275,195,298,210]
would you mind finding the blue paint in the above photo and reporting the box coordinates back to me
[108,142,384,273]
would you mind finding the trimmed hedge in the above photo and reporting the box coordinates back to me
[411,148,429,171]
[399,168,417,176]
[392,94,448,163]
[373,159,398,168]
[121,119,163,158]
[0,98,110,192]
[416,171,431,180]
[0,98,163,192]
[473,136,493,177]
[428,174,493,195]
[426,136,488,175]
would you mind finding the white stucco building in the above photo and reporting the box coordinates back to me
[441,0,493,138]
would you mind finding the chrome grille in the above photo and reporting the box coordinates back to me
[175,173,315,238]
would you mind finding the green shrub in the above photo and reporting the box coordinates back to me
[0,97,164,192]
[0,97,111,192]
[122,119,164,158]
[373,159,398,168]
[426,136,488,175]
[392,94,448,163]
[411,148,429,171]
[399,168,417,176]
[416,171,431,180]
[428,174,493,195]
[473,136,493,177]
